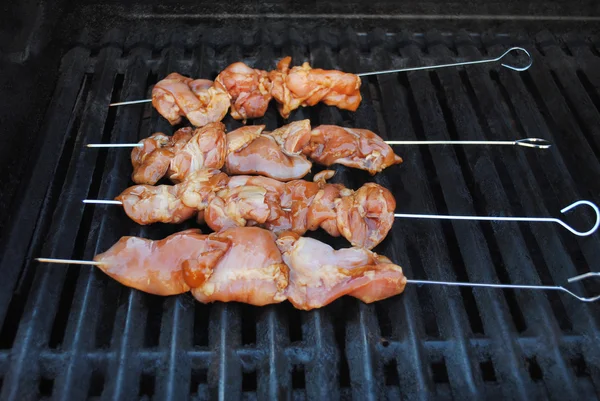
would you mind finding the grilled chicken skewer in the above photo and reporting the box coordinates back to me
[110,48,532,127]
[37,227,408,310]
[86,169,396,250]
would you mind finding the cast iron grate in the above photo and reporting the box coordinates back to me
[0,24,599,400]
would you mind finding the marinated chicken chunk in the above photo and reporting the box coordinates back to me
[131,129,193,185]
[169,122,227,182]
[152,73,230,127]
[305,125,403,174]
[277,231,407,310]
[269,57,362,118]
[215,62,273,121]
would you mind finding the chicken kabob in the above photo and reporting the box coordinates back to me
[37,227,600,310]
[86,160,600,255]
[110,48,533,128]
[88,120,552,184]
[89,168,395,250]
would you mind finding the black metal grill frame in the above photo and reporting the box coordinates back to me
[1,22,600,400]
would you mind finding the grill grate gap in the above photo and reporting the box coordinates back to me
[428,70,486,336]
[570,354,590,378]
[488,70,574,332]
[374,302,393,338]
[0,72,93,350]
[193,303,210,347]
[406,240,441,339]
[548,70,600,161]
[242,370,257,392]
[526,357,543,382]
[95,283,126,348]
[139,372,155,398]
[292,365,306,389]
[143,296,164,347]
[457,69,531,333]
[575,70,600,120]
[47,265,80,348]
[480,360,497,382]
[87,368,105,397]
[240,304,257,345]
[38,376,54,398]
[335,311,351,389]
[431,358,450,383]
[190,368,208,395]
[288,305,303,343]
[384,359,400,386]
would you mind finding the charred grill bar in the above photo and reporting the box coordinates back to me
[1,8,600,401]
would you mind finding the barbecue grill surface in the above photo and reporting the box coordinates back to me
[1,7,600,400]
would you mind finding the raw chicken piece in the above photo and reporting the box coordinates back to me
[169,122,227,182]
[152,73,230,127]
[335,183,396,249]
[94,229,230,296]
[190,227,289,306]
[269,57,362,118]
[215,62,273,121]
[225,128,312,181]
[276,231,406,310]
[131,129,193,185]
[116,184,196,225]
[305,125,403,174]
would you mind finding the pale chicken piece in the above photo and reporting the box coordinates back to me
[116,184,197,225]
[269,56,362,118]
[225,127,312,181]
[225,125,266,153]
[266,119,312,155]
[304,125,403,174]
[208,175,319,234]
[152,73,230,127]
[204,185,271,230]
[131,129,193,185]
[276,232,407,310]
[169,122,227,182]
[191,227,289,306]
[94,229,231,296]
[176,169,229,210]
[335,183,396,249]
[215,62,273,121]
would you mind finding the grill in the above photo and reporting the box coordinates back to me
[1,9,600,400]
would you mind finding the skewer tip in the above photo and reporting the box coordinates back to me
[36,258,102,266]
[83,199,123,205]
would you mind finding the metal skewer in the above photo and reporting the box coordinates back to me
[34,257,600,302]
[395,200,600,237]
[87,137,552,150]
[357,46,532,77]
[84,199,599,237]
[108,47,532,107]
[406,272,600,303]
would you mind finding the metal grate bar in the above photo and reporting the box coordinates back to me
[400,39,489,398]
[1,31,124,400]
[368,30,437,399]
[0,44,90,327]
[429,34,578,397]
[419,35,535,400]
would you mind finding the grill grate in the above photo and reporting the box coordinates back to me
[1,25,600,400]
